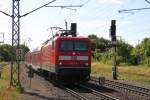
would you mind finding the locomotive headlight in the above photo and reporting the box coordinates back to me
[85,63,88,66]
[59,62,62,65]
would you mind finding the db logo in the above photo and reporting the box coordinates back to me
[71,56,77,60]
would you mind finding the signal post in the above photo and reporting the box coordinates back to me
[110,20,117,80]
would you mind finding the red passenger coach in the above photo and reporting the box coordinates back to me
[25,23,91,83]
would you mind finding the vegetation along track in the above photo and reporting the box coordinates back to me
[91,76,150,98]
[0,63,9,69]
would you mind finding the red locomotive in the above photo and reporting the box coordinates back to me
[25,23,91,83]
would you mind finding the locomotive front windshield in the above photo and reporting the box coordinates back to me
[60,40,88,51]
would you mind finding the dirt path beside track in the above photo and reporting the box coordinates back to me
[18,64,76,100]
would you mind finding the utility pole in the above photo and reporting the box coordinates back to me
[0,0,82,87]
[10,0,20,86]
[10,0,56,87]
[0,0,56,87]
[110,20,117,80]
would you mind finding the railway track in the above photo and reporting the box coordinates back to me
[46,79,89,100]
[32,68,118,100]
[80,84,119,100]
[91,76,150,98]
[48,80,119,100]
[39,72,119,100]
[27,67,149,100]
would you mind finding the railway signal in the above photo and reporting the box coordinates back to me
[16,49,23,61]
[110,20,116,41]
[110,20,117,80]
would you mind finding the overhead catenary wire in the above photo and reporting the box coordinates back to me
[118,7,150,13]
[45,5,83,12]
[64,0,91,20]
[117,0,150,41]
[145,0,150,4]
[0,10,11,17]
[21,0,56,17]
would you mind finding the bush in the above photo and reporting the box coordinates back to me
[16,82,24,93]
[128,55,140,65]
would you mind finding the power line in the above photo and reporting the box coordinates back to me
[145,0,150,4]
[64,0,91,20]
[21,0,56,17]
[45,5,83,8]
[45,5,83,12]
[0,10,11,17]
[118,7,150,13]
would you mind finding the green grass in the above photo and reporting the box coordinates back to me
[91,62,150,84]
[0,64,18,100]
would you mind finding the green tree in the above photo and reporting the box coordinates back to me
[132,38,150,65]
[0,44,12,61]
[0,44,30,61]
[88,34,111,52]
[88,34,111,62]
[117,40,133,63]
[18,44,30,60]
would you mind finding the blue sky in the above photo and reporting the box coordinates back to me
[0,0,150,50]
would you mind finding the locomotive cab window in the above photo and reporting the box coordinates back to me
[60,41,73,51]
[74,41,88,51]
[60,40,88,51]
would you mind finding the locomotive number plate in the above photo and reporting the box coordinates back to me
[71,56,77,60]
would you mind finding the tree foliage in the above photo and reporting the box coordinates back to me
[88,34,150,66]
[0,44,30,61]
[0,44,12,61]
[117,40,133,63]
[131,38,150,65]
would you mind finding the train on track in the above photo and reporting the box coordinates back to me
[25,23,92,83]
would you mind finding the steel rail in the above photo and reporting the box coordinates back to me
[64,87,89,100]
[30,67,89,100]
[104,79,150,97]
[47,80,89,100]
[80,84,119,100]
[91,76,150,97]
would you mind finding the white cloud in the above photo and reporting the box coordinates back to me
[97,0,125,5]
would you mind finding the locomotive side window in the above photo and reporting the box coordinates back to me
[60,40,88,51]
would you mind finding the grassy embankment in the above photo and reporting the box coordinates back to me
[0,63,18,100]
[91,62,150,84]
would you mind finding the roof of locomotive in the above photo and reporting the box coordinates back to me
[32,34,90,52]
[55,35,90,40]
